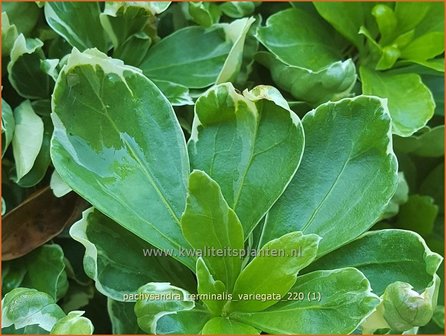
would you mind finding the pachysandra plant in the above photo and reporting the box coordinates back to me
[1,1,444,335]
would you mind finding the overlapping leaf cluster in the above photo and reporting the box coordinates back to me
[1,2,444,335]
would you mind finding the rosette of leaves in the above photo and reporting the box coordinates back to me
[1,2,444,335]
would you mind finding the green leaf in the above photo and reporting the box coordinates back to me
[257,8,345,71]
[362,276,440,333]
[100,2,160,50]
[99,2,167,67]
[231,268,380,334]
[2,2,40,36]
[1,288,65,332]
[189,83,304,236]
[9,244,69,301]
[220,2,257,19]
[394,126,444,157]
[228,232,320,312]
[50,311,93,335]
[256,8,356,104]
[140,18,254,88]
[186,2,221,28]
[2,262,27,295]
[380,172,409,220]
[202,317,259,334]
[50,48,193,269]
[1,12,18,57]
[44,2,111,52]
[153,80,194,106]
[420,163,444,214]
[423,74,444,115]
[11,100,44,181]
[196,258,227,315]
[308,230,443,296]
[263,96,398,256]
[360,67,435,137]
[70,208,196,301]
[313,2,375,49]
[396,195,439,236]
[155,307,211,334]
[2,99,15,156]
[107,300,142,334]
[181,170,244,291]
[7,34,52,99]
[256,52,356,105]
[134,282,195,334]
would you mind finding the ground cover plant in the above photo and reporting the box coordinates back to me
[1,1,445,335]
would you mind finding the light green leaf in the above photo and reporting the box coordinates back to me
[44,2,111,52]
[263,96,398,256]
[396,195,439,236]
[372,4,397,45]
[107,299,142,334]
[134,282,195,334]
[1,99,15,156]
[51,48,193,269]
[400,32,444,62]
[394,2,432,34]
[70,208,196,301]
[202,317,259,334]
[313,2,375,49]
[231,268,380,334]
[360,66,435,137]
[1,288,65,332]
[412,2,444,37]
[256,8,356,104]
[394,125,444,157]
[140,18,253,88]
[7,34,52,99]
[17,111,53,188]
[216,17,255,84]
[50,170,72,198]
[2,3,40,36]
[50,311,93,335]
[228,232,320,312]
[11,100,44,181]
[256,52,356,105]
[196,258,227,315]
[308,230,443,296]
[1,12,18,56]
[181,170,244,291]
[189,83,304,236]
[153,80,194,106]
